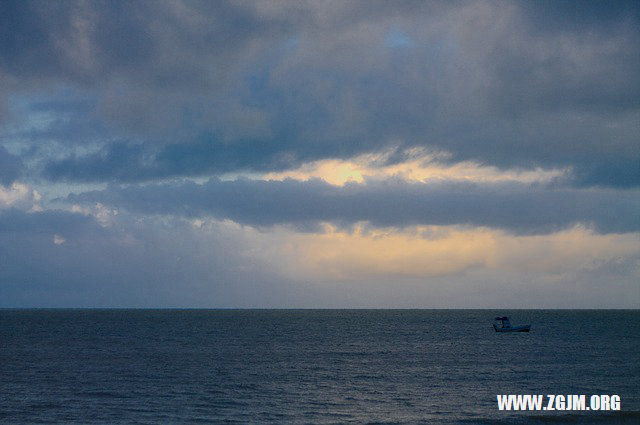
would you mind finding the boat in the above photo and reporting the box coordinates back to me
[493,316,530,332]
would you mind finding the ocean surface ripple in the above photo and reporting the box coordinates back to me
[1,309,638,424]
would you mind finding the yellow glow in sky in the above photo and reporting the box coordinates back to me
[250,224,640,281]
[263,148,567,186]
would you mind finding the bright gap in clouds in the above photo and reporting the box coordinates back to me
[262,148,568,185]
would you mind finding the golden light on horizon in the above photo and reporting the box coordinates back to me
[248,223,640,282]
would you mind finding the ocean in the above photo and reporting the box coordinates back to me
[1,309,638,424]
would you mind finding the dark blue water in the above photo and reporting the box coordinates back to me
[1,310,638,424]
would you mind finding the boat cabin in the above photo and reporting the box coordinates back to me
[493,316,530,332]
[494,316,512,329]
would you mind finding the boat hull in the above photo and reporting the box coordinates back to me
[493,324,530,332]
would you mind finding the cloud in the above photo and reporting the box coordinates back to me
[0,208,299,307]
[1,1,638,187]
[1,205,637,309]
[0,182,41,210]
[0,145,22,184]
[1,1,639,308]
[0,207,98,236]
[68,177,640,235]
[0,0,291,134]
[254,224,640,284]
[263,148,567,185]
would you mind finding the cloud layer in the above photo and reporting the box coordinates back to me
[2,0,638,186]
[1,1,638,307]
[70,178,639,235]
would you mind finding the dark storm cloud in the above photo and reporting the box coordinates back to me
[44,141,153,182]
[2,0,639,188]
[68,178,640,235]
[0,0,291,127]
[44,138,290,183]
[0,0,267,84]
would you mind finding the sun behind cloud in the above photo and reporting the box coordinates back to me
[263,148,567,186]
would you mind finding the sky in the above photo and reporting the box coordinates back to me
[0,0,638,308]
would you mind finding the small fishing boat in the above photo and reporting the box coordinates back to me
[493,316,530,332]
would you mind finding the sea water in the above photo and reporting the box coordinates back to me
[1,309,638,424]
